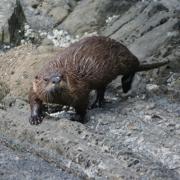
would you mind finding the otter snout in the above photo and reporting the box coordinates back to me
[51,76,61,84]
[44,75,62,95]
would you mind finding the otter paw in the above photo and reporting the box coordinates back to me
[29,115,43,125]
[89,99,108,109]
[89,103,98,110]
[70,114,85,123]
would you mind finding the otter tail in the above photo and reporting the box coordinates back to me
[137,60,169,72]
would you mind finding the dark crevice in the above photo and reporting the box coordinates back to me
[32,4,38,9]
[140,17,169,37]
[106,18,134,37]
[148,3,169,18]
[8,0,26,45]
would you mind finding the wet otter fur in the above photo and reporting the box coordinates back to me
[29,36,168,125]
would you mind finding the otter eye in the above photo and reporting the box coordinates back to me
[60,74,65,81]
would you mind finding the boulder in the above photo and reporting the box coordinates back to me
[20,0,77,30]
[48,6,69,24]
[0,0,25,45]
[102,0,180,63]
[59,0,138,35]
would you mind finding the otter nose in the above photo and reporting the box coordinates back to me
[51,76,61,84]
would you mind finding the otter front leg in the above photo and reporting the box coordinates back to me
[71,108,86,123]
[29,87,44,125]
[71,97,88,123]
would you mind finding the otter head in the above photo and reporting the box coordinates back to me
[33,72,68,102]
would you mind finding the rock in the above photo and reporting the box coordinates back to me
[23,15,54,32]
[129,17,178,60]
[0,0,15,43]
[0,143,80,180]
[101,0,180,66]
[1,95,17,107]
[146,83,163,97]
[22,23,43,44]
[20,0,55,31]
[37,45,57,54]
[0,82,10,101]
[46,29,78,47]
[41,38,54,46]
[59,0,138,35]
[20,0,76,31]
[0,95,180,179]
[146,84,159,92]
[174,77,180,89]
[0,0,25,45]
[30,0,40,8]
[0,0,180,179]
[48,6,69,24]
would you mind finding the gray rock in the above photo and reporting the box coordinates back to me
[129,17,178,60]
[103,0,179,60]
[20,0,55,31]
[41,37,54,46]
[0,0,180,179]
[0,82,10,102]
[0,92,180,179]
[0,0,25,45]
[20,0,76,31]
[59,0,138,35]
[0,0,15,44]
[0,142,80,180]
[48,6,69,24]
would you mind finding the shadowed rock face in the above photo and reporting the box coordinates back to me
[0,0,16,44]
[0,0,180,179]
[0,0,25,45]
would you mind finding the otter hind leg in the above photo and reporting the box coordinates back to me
[121,73,135,93]
[90,87,106,109]
[71,96,89,123]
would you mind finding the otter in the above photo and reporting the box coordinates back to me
[29,36,168,125]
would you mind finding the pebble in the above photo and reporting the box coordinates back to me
[146,84,159,92]
[144,115,152,121]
